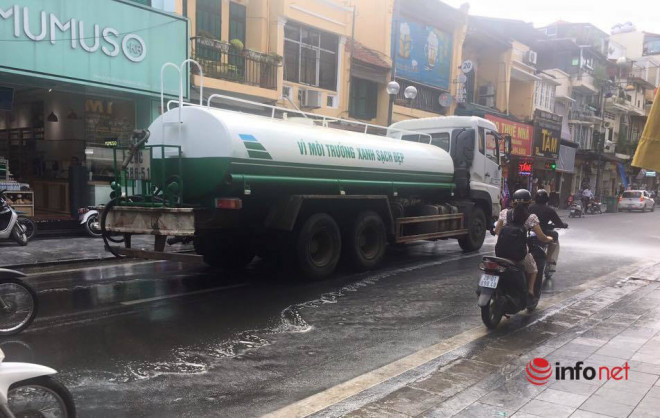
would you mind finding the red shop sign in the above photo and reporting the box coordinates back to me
[518,160,533,175]
[486,114,533,157]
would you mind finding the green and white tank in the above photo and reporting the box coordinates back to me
[148,106,455,207]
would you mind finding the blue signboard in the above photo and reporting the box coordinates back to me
[392,18,453,90]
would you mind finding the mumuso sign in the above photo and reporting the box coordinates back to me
[0,0,188,96]
[0,5,146,62]
[533,109,562,159]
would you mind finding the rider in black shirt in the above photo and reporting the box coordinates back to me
[529,189,568,274]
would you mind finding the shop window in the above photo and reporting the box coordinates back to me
[196,0,222,59]
[284,22,338,91]
[349,77,378,120]
[229,3,246,44]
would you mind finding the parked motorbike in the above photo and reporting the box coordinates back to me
[0,269,38,336]
[78,207,102,238]
[0,347,76,417]
[15,216,35,242]
[0,192,28,246]
[586,198,602,215]
[477,236,552,329]
[568,201,583,218]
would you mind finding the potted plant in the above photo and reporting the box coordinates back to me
[230,38,244,54]
[266,52,283,66]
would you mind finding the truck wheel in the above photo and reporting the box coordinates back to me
[345,211,386,271]
[295,213,341,280]
[458,207,486,252]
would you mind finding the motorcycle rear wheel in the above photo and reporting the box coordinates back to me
[17,217,36,241]
[8,375,76,418]
[481,296,502,329]
[0,278,37,336]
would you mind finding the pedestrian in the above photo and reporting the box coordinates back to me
[582,186,593,210]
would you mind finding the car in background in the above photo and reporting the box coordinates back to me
[619,190,655,212]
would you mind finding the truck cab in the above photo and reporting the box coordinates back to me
[390,116,505,221]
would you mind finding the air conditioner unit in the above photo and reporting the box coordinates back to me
[478,84,495,96]
[525,50,538,65]
[300,89,323,108]
[478,96,495,108]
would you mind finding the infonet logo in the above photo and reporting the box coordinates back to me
[525,357,630,386]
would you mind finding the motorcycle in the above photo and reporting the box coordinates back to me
[0,347,76,417]
[0,269,38,336]
[78,207,101,238]
[586,198,602,215]
[569,201,583,218]
[0,192,28,246]
[477,235,553,329]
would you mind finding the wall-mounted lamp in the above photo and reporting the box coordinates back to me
[47,112,58,122]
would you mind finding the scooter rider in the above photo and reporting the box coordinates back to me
[530,189,568,274]
[494,189,554,305]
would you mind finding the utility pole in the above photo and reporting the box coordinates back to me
[595,84,605,200]
[387,0,400,126]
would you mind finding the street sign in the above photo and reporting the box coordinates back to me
[461,60,474,74]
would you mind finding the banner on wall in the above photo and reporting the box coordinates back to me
[392,18,453,90]
[485,114,533,157]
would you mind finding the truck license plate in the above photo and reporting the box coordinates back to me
[479,274,499,289]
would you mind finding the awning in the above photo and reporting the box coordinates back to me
[349,42,391,84]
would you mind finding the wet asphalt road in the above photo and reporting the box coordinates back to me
[2,210,658,417]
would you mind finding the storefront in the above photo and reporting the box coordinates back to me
[484,114,533,206]
[530,109,562,204]
[0,0,187,220]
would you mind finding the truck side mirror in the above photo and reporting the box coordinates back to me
[455,128,475,167]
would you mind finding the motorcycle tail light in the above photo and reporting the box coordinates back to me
[78,208,89,214]
[479,261,503,271]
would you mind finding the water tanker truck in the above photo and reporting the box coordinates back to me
[102,96,509,280]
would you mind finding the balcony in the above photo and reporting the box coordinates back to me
[568,104,599,124]
[191,36,279,90]
[570,72,598,95]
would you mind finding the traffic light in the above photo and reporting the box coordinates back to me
[544,161,557,170]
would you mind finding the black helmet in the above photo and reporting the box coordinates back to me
[511,189,532,207]
[535,189,550,204]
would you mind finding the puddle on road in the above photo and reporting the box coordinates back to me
[64,252,481,388]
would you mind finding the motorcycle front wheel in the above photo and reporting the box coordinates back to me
[0,278,38,336]
[481,296,502,329]
[8,375,76,418]
[11,225,28,246]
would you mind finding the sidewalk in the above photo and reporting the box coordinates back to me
[0,235,193,268]
[318,264,660,418]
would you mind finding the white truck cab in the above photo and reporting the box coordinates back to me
[390,116,505,219]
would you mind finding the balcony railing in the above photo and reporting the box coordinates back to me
[569,104,597,121]
[191,36,279,90]
[394,79,448,114]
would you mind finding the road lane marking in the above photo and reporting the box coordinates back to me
[263,261,657,418]
[120,283,249,305]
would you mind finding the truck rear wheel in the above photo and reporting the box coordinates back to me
[345,211,386,271]
[295,213,341,280]
[458,207,486,252]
